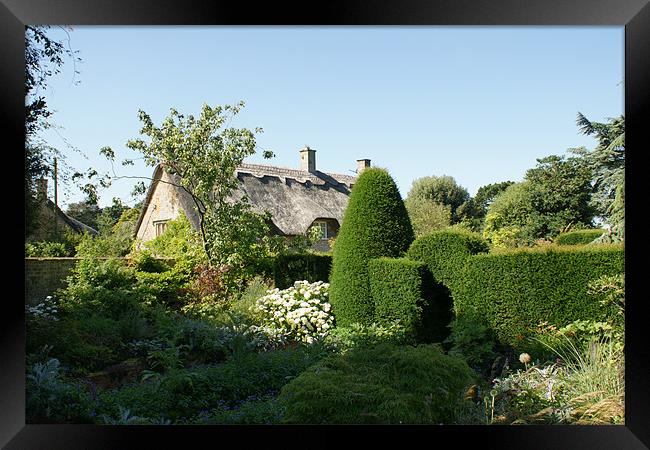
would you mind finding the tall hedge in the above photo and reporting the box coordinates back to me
[406,230,489,292]
[368,257,450,343]
[329,168,415,326]
[454,244,625,348]
[554,229,605,245]
[272,253,332,289]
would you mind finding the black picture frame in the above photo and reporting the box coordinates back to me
[4,0,648,448]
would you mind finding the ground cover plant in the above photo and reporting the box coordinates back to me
[25,255,325,424]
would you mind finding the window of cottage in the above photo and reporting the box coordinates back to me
[313,220,328,240]
[154,220,169,237]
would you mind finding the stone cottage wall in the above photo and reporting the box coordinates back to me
[135,170,186,247]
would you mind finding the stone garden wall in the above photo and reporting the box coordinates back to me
[25,257,80,305]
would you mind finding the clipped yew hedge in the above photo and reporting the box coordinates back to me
[272,253,332,289]
[329,168,415,326]
[554,229,605,245]
[368,257,450,343]
[406,230,489,292]
[454,244,625,348]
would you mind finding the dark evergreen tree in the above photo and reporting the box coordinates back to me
[570,113,625,234]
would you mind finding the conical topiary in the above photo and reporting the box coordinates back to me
[329,167,415,326]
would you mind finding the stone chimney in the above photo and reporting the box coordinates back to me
[356,159,371,174]
[36,177,48,200]
[300,146,316,172]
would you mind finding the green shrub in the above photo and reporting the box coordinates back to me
[555,229,605,245]
[26,312,139,374]
[140,212,207,266]
[58,258,143,320]
[130,250,172,273]
[248,256,275,281]
[323,322,412,354]
[406,229,489,292]
[454,244,624,349]
[26,358,95,423]
[278,343,475,424]
[136,268,192,309]
[329,168,415,326]
[193,394,285,424]
[444,312,499,375]
[231,275,274,321]
[97,346,324,422]
[25,241,71,257]
[166,316,231,365]
[74,208,137,257]
[368,257,450,343]
[272,253,332,290]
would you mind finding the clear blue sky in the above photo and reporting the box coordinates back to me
[37,26,624,209]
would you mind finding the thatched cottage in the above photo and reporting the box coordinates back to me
[134,147,371,252]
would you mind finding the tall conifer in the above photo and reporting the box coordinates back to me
[329,168,415,326]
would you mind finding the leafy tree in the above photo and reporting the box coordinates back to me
[570,113,625,233]
[483,155,595,248]
[482,181,537,248]
[25,144,50,238]
[74,207,140,257]
[25,26,81,237]
[25,241,70,257]
[406,175,470,223]
[25,26,80,135]
[453,181,515,232]
[100,102,279,294]
[329,167,415,326]
[472,181,515,218]
[404,196,451,238]
[65,200,102,231]
[525,154,595,235]
[96,198,131,233]
[140,212,207,268]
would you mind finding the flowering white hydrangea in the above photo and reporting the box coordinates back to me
[25,296,59,321]
[255,280,334,343]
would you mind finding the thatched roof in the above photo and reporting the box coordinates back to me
[135,162,358,237]
[233,163,356,235]
[48,199,99,235]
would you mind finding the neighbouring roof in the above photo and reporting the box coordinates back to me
[47,199,99,235]
[135,162,358,237]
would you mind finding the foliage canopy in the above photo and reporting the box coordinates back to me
[406,175,470,223]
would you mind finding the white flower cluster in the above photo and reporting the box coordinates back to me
[26,296,59,321]
[256,280,334,344]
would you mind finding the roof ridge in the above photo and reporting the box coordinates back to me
[236,162,357,183]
